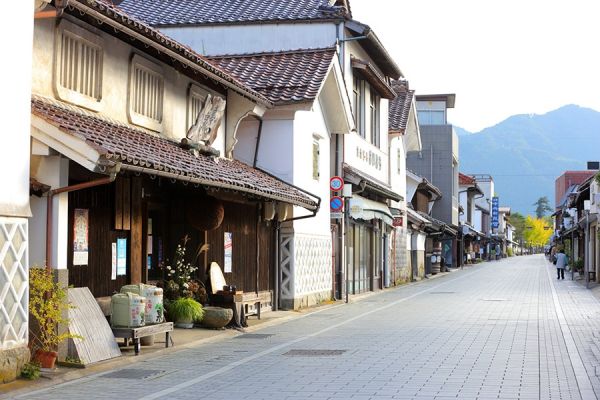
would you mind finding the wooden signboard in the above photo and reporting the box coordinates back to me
[67,287,121,365]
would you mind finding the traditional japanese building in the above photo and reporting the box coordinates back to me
[29,0,318,320]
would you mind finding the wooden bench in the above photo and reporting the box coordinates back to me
[112,322,173,355]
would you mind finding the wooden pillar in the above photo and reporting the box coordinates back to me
[130,177,143,284]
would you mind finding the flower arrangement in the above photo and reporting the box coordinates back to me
[163,236,198,298]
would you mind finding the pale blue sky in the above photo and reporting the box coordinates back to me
[352,0,600,132]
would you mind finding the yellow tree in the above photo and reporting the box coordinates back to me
[523,215,552,246]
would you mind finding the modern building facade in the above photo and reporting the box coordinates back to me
[407,94,459,267]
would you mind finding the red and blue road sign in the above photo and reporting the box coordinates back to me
[330,196,344,212]
[330,176,344,192]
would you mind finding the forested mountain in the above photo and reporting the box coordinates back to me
[458,105,600,215]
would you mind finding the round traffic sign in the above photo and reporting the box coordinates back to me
[330,196,344,212]
[330,176,344,192]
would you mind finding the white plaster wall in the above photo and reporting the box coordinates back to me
[344,133,388,183]
[160,24,338,56]
[29,156,69,270]
[459,190,468,224]
[292,106,331,237]
[474,209,483,233]
[32,16,230,154]
[390,135,407,210]
[0,0,32,352]
[0,1,32,218]
[341,40,390,186]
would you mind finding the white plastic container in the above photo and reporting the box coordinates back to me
[111,292,146,328]
[120,283,164,324]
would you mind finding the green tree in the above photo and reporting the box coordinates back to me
[533,196,552,219]
[509,212,526,241]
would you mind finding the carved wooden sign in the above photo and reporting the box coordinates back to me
[186,94,226,146]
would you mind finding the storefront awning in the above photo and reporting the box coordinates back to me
[30,95,318,211]
[349,195,394,226]
[343,163,403,202]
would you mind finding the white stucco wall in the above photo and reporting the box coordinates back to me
[32,16,233,154]
[160,23,338,56]
[0,2,32,218]
[0,0,32,353]
[389,136,407,211]
[473,209,483,233]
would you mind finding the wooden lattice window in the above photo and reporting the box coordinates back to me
[128,54,164,131]
[187,84,208,130]
[54,21,103,111]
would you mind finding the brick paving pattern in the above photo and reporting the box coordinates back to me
[12,255,600,400]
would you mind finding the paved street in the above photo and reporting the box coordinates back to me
[12,255,600,400]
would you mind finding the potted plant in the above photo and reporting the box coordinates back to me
[29,267,82,369]
[168,297,204,328]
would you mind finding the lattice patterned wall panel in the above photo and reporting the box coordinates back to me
[293,234,332,297]
[392,228,410,283]
[0,218,28,349]
[280,233,294,299]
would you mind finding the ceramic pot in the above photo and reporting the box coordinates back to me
[35,350,58,369]
[174,319,194,329]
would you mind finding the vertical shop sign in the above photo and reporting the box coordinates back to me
[111,243,117,280]
[73,209,89,265]
[224,232,233,273]
[117,238,127,276]
[491,197,499,229]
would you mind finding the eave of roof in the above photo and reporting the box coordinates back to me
[343,163,402,202]
[68,0,272,108]
[345,19,402,79]
[351,57,396,99]
[415,94,456,109]
[31,95,318,210]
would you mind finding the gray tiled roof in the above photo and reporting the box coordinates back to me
[67,0,271,106]
[31,95,318,210]
[209,48,336,104]
[388,80,414,132]
[118,0,347,26]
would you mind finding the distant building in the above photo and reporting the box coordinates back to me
[407,94,459,267]
[555,171,596,209]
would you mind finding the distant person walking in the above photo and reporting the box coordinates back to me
[554,249,568,280]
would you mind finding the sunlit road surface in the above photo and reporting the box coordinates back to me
[14,255,600,400]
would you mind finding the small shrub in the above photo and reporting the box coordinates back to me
[21,362,41,380]
[507,247,514,257]
[168,297,204,323]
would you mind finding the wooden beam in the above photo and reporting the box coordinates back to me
[130,177,143,284]
[34,10,57,19]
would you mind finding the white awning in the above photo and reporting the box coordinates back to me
[406,208,431,225]
[349,195,393,225]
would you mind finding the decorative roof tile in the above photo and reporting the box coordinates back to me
[209,48,336,104]
[389,80,414,133]
[31,95,317,210]
[118,0,347,26]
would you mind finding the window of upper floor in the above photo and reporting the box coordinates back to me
[187,84,208,130]
[352,77,381,148]
[312,137,320,181]
[128,54,164,132]
[54,21,103,111]
[416,100,447,125]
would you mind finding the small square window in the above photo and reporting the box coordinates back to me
[312,140,320,181]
